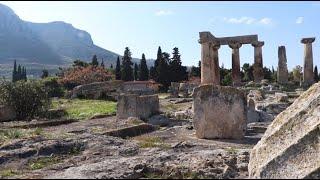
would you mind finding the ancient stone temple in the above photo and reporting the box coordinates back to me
[301,37,315,87]
[199,32,264,85]
[277,46,288,84]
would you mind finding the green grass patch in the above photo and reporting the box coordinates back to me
[135,136,170,149]
[0,169,19,178]
[51,98,116,120]
[28,156,60,170]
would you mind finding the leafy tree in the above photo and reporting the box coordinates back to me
[292,65,303,83]
[221,71,232,86]
[314,66,319,82]
[134,63,139,81]
[73,60,89,67]
[91,55,99,67]
[263,66,273,81]
[242,63,254,82]
[139,53,149,81]
[41,69,49,79]
[115,56,121,80]
[121,47,134,81]
[190,61,201,78]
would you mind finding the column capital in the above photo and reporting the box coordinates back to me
[210,41,221,50]
[251,41,264,47]
[301,37,315,44]
[228,41,242,49]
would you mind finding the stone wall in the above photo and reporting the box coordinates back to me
[193,84,247,139]
[116,94,159,120]
[119,81,159,95]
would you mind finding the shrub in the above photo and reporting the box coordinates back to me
[0,80,50,120]
[41,77,65,97]
[58,65,113,90]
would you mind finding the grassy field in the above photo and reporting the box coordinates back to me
[52,99,117,120]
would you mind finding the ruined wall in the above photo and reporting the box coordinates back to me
[193,84,247,139]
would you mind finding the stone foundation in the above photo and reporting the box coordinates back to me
[192,84,247,139]
[116,94,159,120]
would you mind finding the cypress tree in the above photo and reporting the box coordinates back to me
[139,53,149,81]
[101,58,105,68]
[121,47,134,81]
[91,55,99,66]
[314,66,319,82]
[156,52,170,91]
[110,64,113,69]
[115,56,121,80]
[12,60,17,82]
[152,46,162,81]
[134,63,139,81]
[41,69,49,79]
[149,66,156,80]
[17,65,22,81]
[170,47,188,82]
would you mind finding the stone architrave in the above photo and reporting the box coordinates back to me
[277,46,288,84]
[301,37,315,87]
[252,41,265,83]
[193,84,247,139]
[228,41,242,86]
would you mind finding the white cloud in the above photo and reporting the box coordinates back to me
[296,17,304,24]
[258,18,272,25]
[155,10,173,16]
[221,16,273,26]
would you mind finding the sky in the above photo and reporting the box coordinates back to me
[1,1,320,70]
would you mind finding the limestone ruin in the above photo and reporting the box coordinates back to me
[116,94,159,120]
[199,31,265,85]
[193,84,247,139]
[301,37,316,87]
[277,46,288,84]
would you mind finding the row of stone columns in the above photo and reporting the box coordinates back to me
[200,40,265,85]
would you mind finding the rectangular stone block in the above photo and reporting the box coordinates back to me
[116,94,159,120]
[192,84,247,139]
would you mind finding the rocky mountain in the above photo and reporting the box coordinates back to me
[0,3,153,68]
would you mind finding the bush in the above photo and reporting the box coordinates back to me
[41,77,65,97]
[0,80,50,121]
[58,65,113,90]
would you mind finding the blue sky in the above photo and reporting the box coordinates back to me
[1,1,319,70]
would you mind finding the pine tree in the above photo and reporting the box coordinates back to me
[121,47,134,81]
[134,63,139,81]
[115,56,121,80]
[169,47,188,82]
[101,59,105,68]
[139,53,149,81]
[12,60,17,82]
[91,55,99,67]
[314,66,319,82]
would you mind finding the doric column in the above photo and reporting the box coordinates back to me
[277,46,288,84]
[251,41,265,83]
[199,35,220,85]
[301,37,315,87]
[228,41,242,86]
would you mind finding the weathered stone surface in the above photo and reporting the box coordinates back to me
[117,94,159,120]
[200,41,220,85]
[0,105,16,122]
[247,90,264,102]
[275,92,288,102]
[249,82,320,179]
[193,84,247,139]
[119,81,160,95]
[277,46,288,84]
[169,82,180,98]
